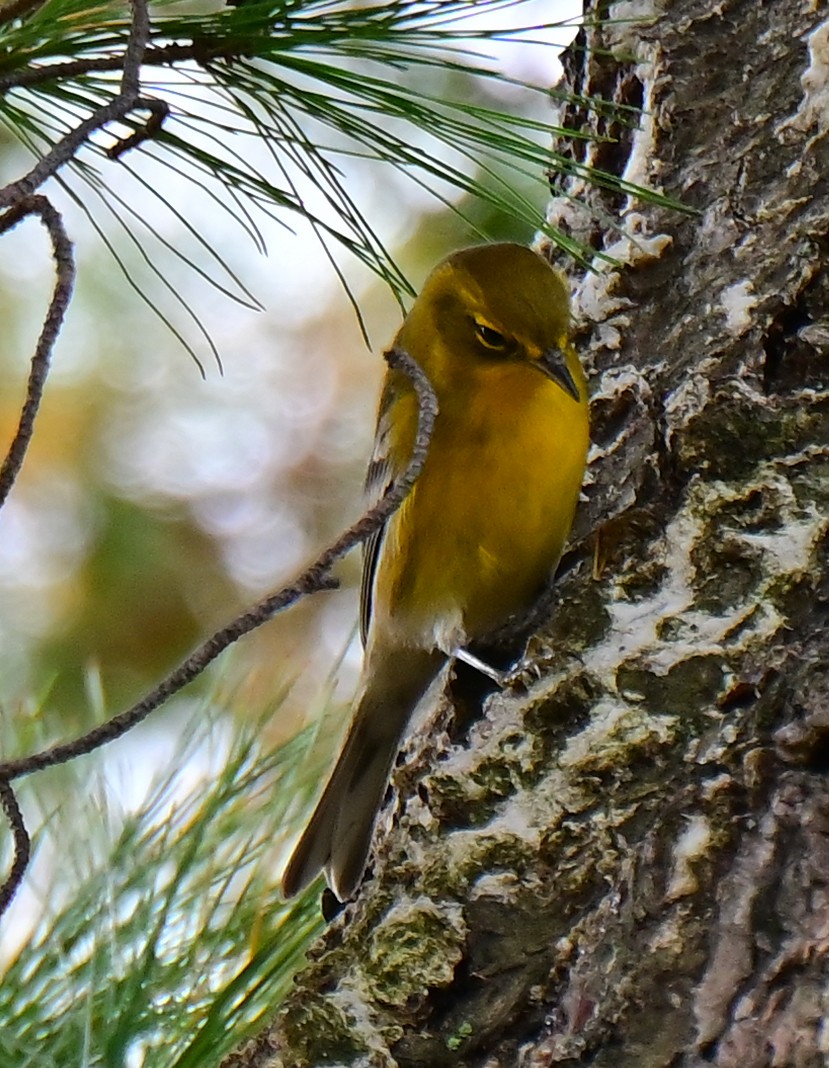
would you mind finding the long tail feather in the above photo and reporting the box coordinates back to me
[282,649,445,902]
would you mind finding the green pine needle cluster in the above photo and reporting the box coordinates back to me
[0,0,671,357]
[0,703,326,1068]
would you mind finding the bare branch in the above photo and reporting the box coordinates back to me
[0,196,75,508]
[0,45,196,95]
[0,349,435,915]
[0,780,30,917]
[0,0,159,209]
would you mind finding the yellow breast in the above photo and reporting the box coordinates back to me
[370,356,589,652]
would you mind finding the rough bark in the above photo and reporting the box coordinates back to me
[223,0,829,1064]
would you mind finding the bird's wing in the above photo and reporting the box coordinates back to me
[359,376,398,647]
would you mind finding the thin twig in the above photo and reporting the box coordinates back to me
[0,347,437,784]
[0,0,156,209]
[0,44,194,95]
[0,196,75,508]
[0,780,31,916]
[106,99,170,160]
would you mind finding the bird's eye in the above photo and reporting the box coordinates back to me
[473,320,508,350]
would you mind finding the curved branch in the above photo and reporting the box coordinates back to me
[106,98,170,160]
[0,781,30,918]
[0,348,436,915]
[0,196,75,508]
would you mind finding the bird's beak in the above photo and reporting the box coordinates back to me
[537,345,580,401]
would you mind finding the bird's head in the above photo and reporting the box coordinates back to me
[397,243,584,402]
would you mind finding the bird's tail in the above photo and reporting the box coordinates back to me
[282,648,445,902]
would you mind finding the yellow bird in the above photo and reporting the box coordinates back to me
[282,243,589,902]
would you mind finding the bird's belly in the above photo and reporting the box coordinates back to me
[374,393,588,651]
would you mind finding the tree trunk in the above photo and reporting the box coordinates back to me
[224,0,829,1064]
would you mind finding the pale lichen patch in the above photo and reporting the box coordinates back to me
[619,64,664,195]
[666,814,713,901]
[575,266,633,326]
[663,365,715,446]
[436,785,555,874]
[602,217,673,267]
[720,280,757,335]
[279,982,390,1067]
[579,458,827,699]
[469,872,522,901]
[366,897,466,1008]
[776,16,829,140]
[586,505,702,684]
[559,699,677,774]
